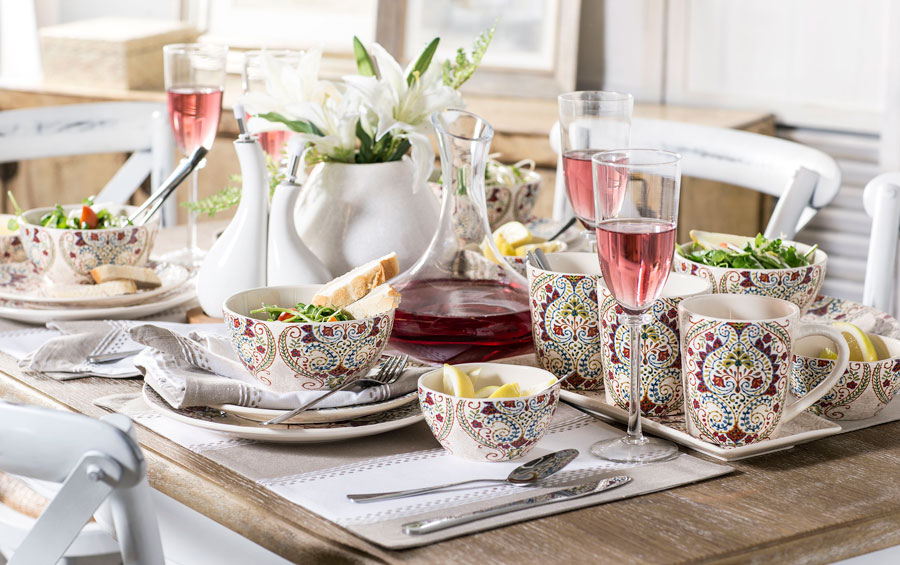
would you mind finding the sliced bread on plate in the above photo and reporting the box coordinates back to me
[48,280,137,298]
[90,265,162,288]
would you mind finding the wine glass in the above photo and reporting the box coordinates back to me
[162,43,228,266]
[558,91,633,252]
[241,50,301,162]
[590,148,681,462]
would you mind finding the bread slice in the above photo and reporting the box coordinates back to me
[48,280,137,298]
[312,252,399,308]
[90,264,162,289]
[343,284,401,319]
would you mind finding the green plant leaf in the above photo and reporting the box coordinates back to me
[442,21,496,89]
[353,36,377,77]
[355,119,374,163]
[387,138,411,161]
[407,37,439,86]
[257,112,324,136]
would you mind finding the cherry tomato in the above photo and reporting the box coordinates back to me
[80,205,99,229]
[277,310,298,322]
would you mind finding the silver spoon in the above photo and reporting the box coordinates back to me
[346,448,579,503]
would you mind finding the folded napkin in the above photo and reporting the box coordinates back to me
[128,324,427,410]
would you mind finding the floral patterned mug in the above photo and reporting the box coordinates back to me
[600,273,711,416]
[678,294,850,448]
[528,252,604,390]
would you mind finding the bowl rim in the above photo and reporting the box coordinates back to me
[418,362,560,401]
[222,284,393,325]
[675,240,827,272]
[19,203,157,231]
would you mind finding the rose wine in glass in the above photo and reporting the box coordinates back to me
[163,43,228,267]
[558,91,633,250]
[591,149,682,463]
[241,50,303,162]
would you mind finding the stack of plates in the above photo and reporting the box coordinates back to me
[143,385,424,443]
[0,260,197,323]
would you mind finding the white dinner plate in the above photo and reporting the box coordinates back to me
[213,390,420,424]
[0,260,191,307]
[0,285,197,324]
[142,385,425,443]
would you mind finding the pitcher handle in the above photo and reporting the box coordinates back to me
[782,324,851,423]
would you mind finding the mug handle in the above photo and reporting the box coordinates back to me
[782,324,851,423]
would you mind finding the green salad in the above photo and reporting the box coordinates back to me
[251,302,350,323]
[678,233,818,269]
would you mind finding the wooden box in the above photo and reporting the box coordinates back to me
[39,18,199,90]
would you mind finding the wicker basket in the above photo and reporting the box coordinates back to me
[39,17,199,90]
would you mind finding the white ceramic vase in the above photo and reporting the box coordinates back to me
[294,158,440,276]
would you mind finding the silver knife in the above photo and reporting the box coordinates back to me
[401,475,631,535]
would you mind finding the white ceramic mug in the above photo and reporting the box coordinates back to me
[678,294,850,447]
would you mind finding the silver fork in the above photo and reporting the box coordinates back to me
[260,355,409,426]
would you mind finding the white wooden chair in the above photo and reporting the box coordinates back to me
[549,118,842,239]
[0,102,176,225]
[0,402,163,564]
[862,172,900,315]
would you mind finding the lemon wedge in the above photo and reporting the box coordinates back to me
[493,221,532,248]
[869,333,891,361]
[442,364,475,398]
[818,347,839,360]
[521,377,558,396]
[488,382,521,398]
[513,241,563,257]
[832,322,878,362]
[474,385,499,398]
[689,230,754,251]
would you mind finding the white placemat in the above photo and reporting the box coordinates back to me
[96,395,732,549]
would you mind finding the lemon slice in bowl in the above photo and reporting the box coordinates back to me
[521,377,559,396]
[474,385,499,398]
[868,333,891,361]
[442,364,475,398]
[832,322,878,362]
[493,221,532,248]
[513,241,563,257]
[689,230,753,251]
[488,382,521,398]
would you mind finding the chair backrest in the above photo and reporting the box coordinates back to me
[0,402,164,565]
[549,118,842,239]
[0,101,176,225]
[862,172,900,314]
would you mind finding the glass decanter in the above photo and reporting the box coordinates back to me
[389,109,532,364]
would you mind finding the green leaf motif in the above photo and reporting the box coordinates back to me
[407,38,439,86]
[353,36,377,77]
[257,112,324,136]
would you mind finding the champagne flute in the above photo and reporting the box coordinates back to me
[558,91,633,252]
[163,43,228,266]
[590,148,681,462]
[241,49,301,163]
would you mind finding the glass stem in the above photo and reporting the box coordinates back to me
[187,168,199,255]
[623,312,650,444]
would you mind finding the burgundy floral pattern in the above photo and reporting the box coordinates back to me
[791,355,900,420]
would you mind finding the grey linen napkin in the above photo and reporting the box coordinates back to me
[128,324,426,410]
[19,321,142,379]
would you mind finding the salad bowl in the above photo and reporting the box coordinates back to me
[223,285,394,393]
[673,238,826,312]
[19,203,158,284]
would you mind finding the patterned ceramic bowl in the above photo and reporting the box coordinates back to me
[504,241,568,276]
[528,252,604,390]
[430,169,542,230]
[0,215,25,264]
[673,241,826,312]
[418,363,561,462]
[19,204,158,284]
[791,334,900,420]
[600,273,711,417]
[223,285,394,393]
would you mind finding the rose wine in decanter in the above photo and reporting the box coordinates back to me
[388,109,533,364]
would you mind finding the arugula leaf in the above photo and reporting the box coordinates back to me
[407,38,439,86]
[352,36,377,77]
[680,233,816,269]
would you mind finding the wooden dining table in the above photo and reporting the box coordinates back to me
[1,224,899,564]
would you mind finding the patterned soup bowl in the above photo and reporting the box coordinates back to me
[19,204,158,284]
[418,363,561,462]
[673,241,827,312]
[791,333,900,421]
[223,285,394,393]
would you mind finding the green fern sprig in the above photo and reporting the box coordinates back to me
[442,22,496,89]
[182,156,285,217]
